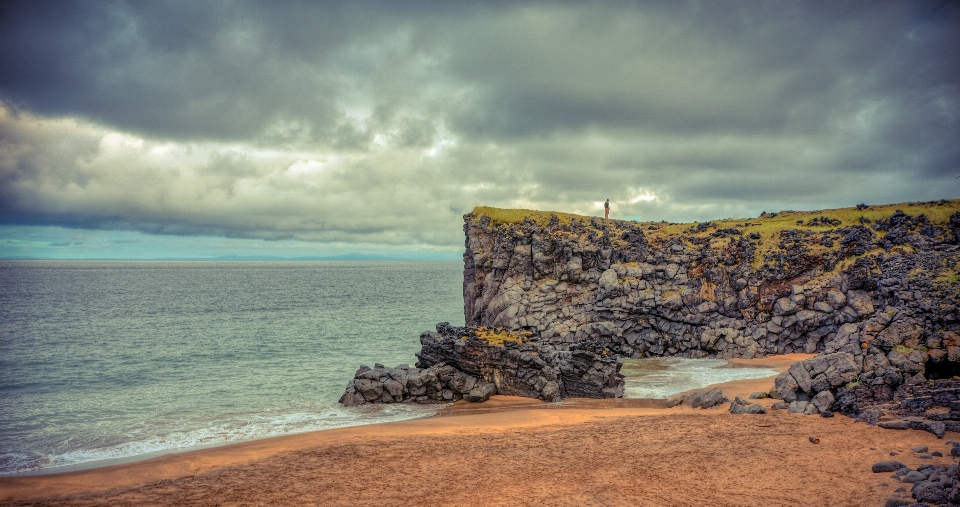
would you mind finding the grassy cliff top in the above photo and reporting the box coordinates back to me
[472,200,960,232]
[471,199,960,270]
[471,206,589,227]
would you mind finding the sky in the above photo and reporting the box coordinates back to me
[1,1,958,260]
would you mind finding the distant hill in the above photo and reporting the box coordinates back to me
[209,253,403,261]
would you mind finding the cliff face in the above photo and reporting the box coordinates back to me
[464,202,959,363]
[463,201,960,431]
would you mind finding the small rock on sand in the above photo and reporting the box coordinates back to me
[872,461,907,473]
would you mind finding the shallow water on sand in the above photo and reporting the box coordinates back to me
[621,357,777,399]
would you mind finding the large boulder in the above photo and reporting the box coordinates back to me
[339,363,497,406]
[682,387,727,409]
[773,353,859,412]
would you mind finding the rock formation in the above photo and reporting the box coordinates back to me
[342,200,960,425]
[340,323,623,405]
[461,201,960,432]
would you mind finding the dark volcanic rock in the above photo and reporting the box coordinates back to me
[729,400,767,414]
[873,462,960,506]
[682,387,727,409]
[873,461,907,473]
[418,323,624,401]
[339,363,497,406]
[341,323,624,405]
[913,480,949,504]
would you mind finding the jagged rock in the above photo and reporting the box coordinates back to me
[339,362,497,406]
[774,352,858,406]
[913,480,949,504]
[683,387,727,409]
[341,323,624,405]
[811,390,835,412]
[729,397,767,414]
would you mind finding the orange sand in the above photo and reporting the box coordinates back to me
[1,353,953,506]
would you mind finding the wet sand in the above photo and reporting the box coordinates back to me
[1,353,954,506]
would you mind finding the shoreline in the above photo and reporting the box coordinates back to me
[1,353,806,480]
[3,353,952,506]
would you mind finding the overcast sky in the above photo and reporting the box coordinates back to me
[1,1,958,259]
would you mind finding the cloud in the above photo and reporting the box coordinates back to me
[0,1,958,253]
[0,103,480,246]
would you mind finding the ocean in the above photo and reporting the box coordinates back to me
[0,260,776,476]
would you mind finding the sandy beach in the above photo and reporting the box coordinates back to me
[1,354,954,507]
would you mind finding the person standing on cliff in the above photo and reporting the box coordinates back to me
[604,199,610,219]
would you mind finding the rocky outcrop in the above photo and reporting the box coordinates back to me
[340,323,624,405]
[339,362,497,406]
[463,202,960,428]
[666,387,727,409]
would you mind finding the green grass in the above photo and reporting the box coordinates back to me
[651,200,959,269]
[471,199,960,271]
[470,206,597,227]
[473,200,959,234]
[893,345,914,355]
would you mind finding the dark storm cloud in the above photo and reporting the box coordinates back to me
[0,1,344,140]
[0,0,958,251]
[446,2,959,141]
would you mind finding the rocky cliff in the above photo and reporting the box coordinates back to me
[463,200,960,429]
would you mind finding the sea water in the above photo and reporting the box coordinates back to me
[0,260,462,475]
[0,260,777,476]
